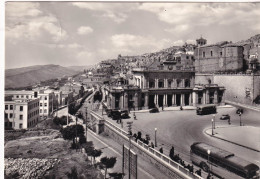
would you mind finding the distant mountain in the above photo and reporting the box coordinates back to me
[5,64,79,88]
[66,65,95,72]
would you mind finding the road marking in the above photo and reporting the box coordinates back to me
[88,130,155,179]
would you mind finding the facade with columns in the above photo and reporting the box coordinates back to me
[104,68,225,110]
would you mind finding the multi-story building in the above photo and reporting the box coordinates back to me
[4,97,40,129]
[5,90,54,119]
[38,90,54,119]
[104,61,225,110]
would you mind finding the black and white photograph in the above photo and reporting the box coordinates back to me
[2,1,260,179]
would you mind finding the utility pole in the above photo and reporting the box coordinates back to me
[84,105,88,142]
[75,113,78,152]
[127,121,133,179]
[211,119,214,135]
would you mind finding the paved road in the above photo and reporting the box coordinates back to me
[100,106,260,178]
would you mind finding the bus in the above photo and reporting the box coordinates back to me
[196,104,217,115]
[190,142,259,179]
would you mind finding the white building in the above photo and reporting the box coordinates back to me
[5,90,55,119]
[4,98,40,129]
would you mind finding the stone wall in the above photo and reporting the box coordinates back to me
[102,119,202,179]
[213,74,254,104]
[196,73,260,105]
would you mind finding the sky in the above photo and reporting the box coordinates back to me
[5,2,260,69]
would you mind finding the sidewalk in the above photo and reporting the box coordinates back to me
[127,104,233,113]
[225,100,260,112]
[205,126,260,152]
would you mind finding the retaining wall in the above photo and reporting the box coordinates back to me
[90,111,202,179]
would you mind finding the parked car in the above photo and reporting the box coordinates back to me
[120,110,129,119]
[111,110,121,120]
[149,107,159,113]
[220,114,230,120]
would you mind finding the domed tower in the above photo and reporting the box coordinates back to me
[196,36,207,46]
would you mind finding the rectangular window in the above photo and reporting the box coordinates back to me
[186,56,189,59]
[20,106,23,111]
[44,103,47,107]
[40,103,42,107]
[211,51,213,57]
[44,109,47,113]
[21,95,24,98]
[5,105,8,110]
[20,115,23,120]
[5,113,8,118]
[203,52,205,57]
[40,109,42,113]
[16,95,19,98]
[168,80,172,88]
[10,113,13,118]
[26,95,29,99]
[45,97,47,100]
[19,124,23,129]
[220,52,222,56]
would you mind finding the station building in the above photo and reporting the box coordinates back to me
[104,59,225,110]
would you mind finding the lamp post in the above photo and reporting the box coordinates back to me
[211,118,214,135]
[213,114,216,129]
[239,112,242,126]
[84,105,88,142]
[155,128,157,147]
[207,149,211,176]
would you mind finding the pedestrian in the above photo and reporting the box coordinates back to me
[180,106,183,110]
[133,112,137,120]
[159,147,163,154]
[150,142,154,148]
[189,165,194,173]
[162,105,164,111]
[195,169,201,176]
[169,146,175,160]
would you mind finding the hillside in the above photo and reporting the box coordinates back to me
[66,65,95,72]
[5,64,79,88]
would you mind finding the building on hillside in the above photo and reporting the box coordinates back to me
[196,37,207,46]
[4,97,40,129]
[37,90,54,119]
[5,90,55,119]
[194,41,245,73]
[104,62,225,110]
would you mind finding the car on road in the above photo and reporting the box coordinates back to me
[220,114,230,120]
[149,107,159,113]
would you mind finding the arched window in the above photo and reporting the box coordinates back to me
[185,79,190,87]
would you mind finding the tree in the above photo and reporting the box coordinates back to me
[79,135,86,144]
[100,157,117,179]
[53,115,72,126]
[60,124,84,141]
[90,149,102,164]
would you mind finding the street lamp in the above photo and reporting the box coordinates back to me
[207,149,211,176]
[211,118,214,135]
[213,114,216,129]
[239,112,242,126]
[155,128,157,147]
